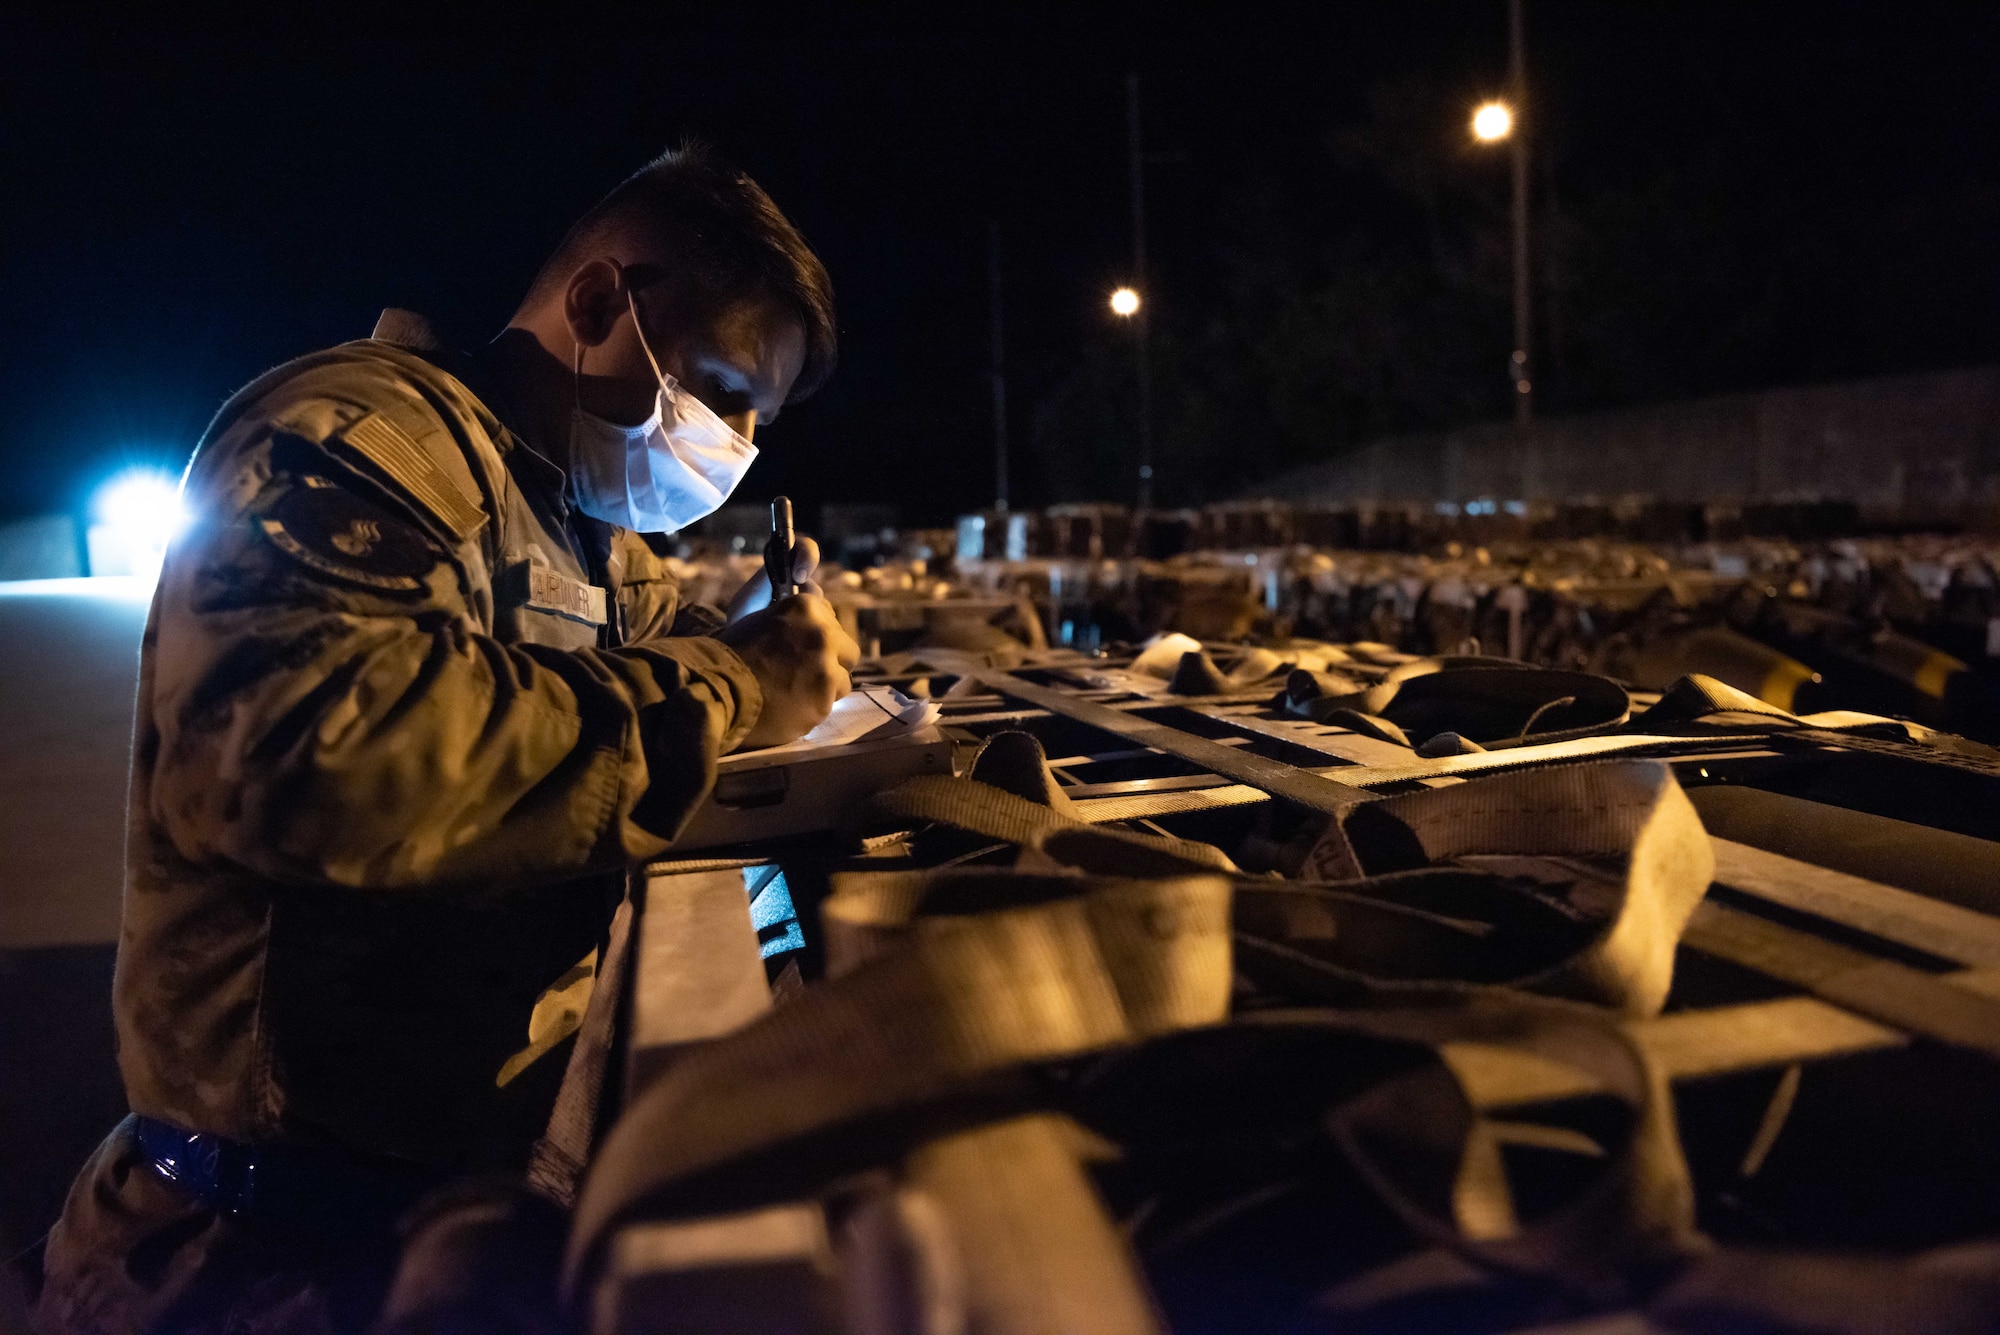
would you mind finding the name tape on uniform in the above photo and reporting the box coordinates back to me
[526,565,608,626]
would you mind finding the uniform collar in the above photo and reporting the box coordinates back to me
[371,310,535,456]
[370,308,449,352]
[369,307,572,514]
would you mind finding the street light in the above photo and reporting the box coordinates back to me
[87,468,186,583]
[1110,286,1141,317]
[1471,101,1513,142]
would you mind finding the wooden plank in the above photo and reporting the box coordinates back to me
[1636,996,1908,1085]
[1071,784,1272,823]
[1450,996,1911,1111]
[1711,837,2000,969]
[942,690,1278,727]
[973,671,1367,814]
[1061,773,1237,799]
[1045,748,1159,768]
[1309,733,1785,789]
[1457,972,2000,1110]
[1186,705,1418,767]
[1682,901,2000,1059]
[599,1204,838,1335]
[1440,995,1904,1111]
[627,867,772,1096]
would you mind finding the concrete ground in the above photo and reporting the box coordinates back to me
[0,581,149,1268]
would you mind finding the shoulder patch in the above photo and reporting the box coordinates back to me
[337,411,486,541]
[259,482,440,592]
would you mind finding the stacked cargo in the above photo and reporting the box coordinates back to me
[577,638,2000,1332]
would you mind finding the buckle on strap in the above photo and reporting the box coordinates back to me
[132,1116,258,1214]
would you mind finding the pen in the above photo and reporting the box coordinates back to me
[765,496,796,601]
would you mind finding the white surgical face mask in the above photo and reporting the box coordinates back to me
[566,288,760,533]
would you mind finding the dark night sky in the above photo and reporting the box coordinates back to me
[3,3,1998,526]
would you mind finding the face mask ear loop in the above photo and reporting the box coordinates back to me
[626,287,676,391]
[566,332,587,494]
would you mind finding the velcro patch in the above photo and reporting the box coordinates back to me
[525,565,609,626]
[337,412,486,540]
[259,482,439,592]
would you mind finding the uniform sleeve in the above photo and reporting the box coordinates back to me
[612,530,688,642]
[147,403,763,893]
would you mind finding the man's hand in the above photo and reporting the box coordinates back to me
[716,591,860,750]
[726,536,822,623]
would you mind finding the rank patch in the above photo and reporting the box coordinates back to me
[259,483,439,591]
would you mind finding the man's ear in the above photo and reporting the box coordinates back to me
[562,259,626,351]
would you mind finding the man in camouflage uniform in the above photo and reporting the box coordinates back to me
[36,144,857,1333]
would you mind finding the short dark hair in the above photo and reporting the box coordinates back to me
[527,141,837,401]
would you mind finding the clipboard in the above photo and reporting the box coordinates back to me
[672,688,954,851]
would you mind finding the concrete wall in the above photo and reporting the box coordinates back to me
[0,579,149,1256]
[0,580,149,948]
[1260,365,2000,519]
[0,514,83,581]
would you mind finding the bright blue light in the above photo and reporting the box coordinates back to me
[87,469,187,582]
[744,865,804,959]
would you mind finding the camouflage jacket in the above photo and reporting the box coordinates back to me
[116,311,762,1169]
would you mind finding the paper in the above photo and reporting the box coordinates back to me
[739,686,942,759]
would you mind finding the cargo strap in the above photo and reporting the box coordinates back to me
[566,869,1236,1293]
[562,749,1737,1318]
[1308,660,1634,752]
[861,743,1712,1019]
[1637,673,2000,777]
[972,671,1370,813]
[1305,759,1713,1017]
[871,728,1993,1057]
[852,771,1238,872]
[569,916,1701,1311]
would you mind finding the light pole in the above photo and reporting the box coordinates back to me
[1110,286,1146,511]
[1472,0,1532,425]
[987,221,1009,513]
[1125,72,1155,509]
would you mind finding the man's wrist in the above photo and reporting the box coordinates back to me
[629,634,765,753]
[702,638,765,753]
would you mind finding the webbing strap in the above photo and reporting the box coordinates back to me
[1072,783,1272,823]
[1317,999,1700,1286]
[1682,901,2000,1059]
[857,772,1068,846]
[1635,673,2000,778]
[1311,761,1714,1017]
[904,1114,1162,1335]
[1791,726,2000,781]
[565,871,1233,1290]
[1636,673,1797,725]
[854,772,1238,871]
[972,671,1369,813]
